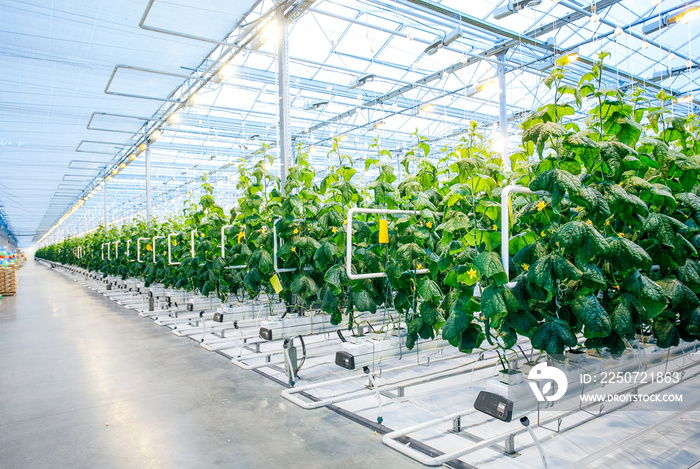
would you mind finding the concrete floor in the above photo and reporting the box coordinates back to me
[0,261,426,469]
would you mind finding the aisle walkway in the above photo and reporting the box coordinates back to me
[0,261,422,469]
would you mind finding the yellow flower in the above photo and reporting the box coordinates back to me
[416,263,423,270]
[343,220,347,225]
[556,242,560,248]
[605,220,611,226]
[291,246,296,253]
[618,232,625,237]
[261,227,268,234]
[614,285,620,290]
[521,263,529,271]
[426,221,433,229]
[467,268,478,279]
[540,230,546,237]
[237,232,245,243]
[332,227,338,233]
[146,243,152,252]
[586,219,593,225]
[492,224,498,231]
[293,228,299,235]
[536,200,547,212]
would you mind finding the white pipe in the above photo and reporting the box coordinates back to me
[190,230,196,259]
[500,185,548,278]
[136,237,150,263]
[152,236,164,263]
[114,241,119,259]
[167,233,182,265]
[221,225,233,259]
[273,218,296,273]
[346,207,428,280]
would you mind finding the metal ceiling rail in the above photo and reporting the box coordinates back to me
[86,112,152,134]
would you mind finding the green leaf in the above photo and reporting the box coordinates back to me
[642,213,685,248]
[531,319,578,355]
[623,270,668,320]
[250,249,273,275]
[396,243,425,266]
[528,253,582,294]
[314,241,339,270]
[606,237,652,272]
[458,323,484,353]
[408,316,423,336]
[640,184,677,210]
[294,236,321,258]
[443,308,471,342]
[322,288,339,314]
[611,298,635,337]
[653,317,680,348]
[418,278,442,303]
[569,187,610,223]
[318,210,344,230]
[600,183,649,221]
[676,192,700,213]
[553,221,609,262]
[585,332,626,355]
[324,264,348,294]
[572,293,612,338]
[473,251,508,285]
[600,141,636,177]
[437,212,471,232]
[529,169,581,207]
[290,274,319,299]
[353,289,376,314]
[481,285,507,325]
[579,262,607,290]
[420,301,442,327]
[657,278,700,313]
[506,308,539,336]
[522,122,568,157]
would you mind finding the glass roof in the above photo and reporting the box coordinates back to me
[1,0,698,246]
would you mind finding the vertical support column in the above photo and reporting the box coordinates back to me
[146,141,153,222]
[103,181,108,228]
[277,8,291,194]
[497,51,509,171]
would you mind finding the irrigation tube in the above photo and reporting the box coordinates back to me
[500,185,549,278]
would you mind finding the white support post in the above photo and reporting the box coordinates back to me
[277,8,291,193]
[146,141,153,222]
[497,51,509,171]
[103,181,108,227]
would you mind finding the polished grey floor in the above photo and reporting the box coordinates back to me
[0,261,425,469]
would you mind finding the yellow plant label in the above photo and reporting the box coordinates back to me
[379,219,389,244]
[270,274,283,294]
[237,232,245,244]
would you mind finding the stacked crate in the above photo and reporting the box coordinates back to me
[0,264,17,296]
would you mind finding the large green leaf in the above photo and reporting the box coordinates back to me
[653,316,680,348]
[250,248,273,274]
[458,323,485,353]
[294,236,321,258]
[290,274,319,299]
[572,293,612,338]
[642,213,685,248]
[657,278,700,313]
[600,183,649,220]
[600,140,636,177]
[554,221,609,262]
[611,298,635,337]
[473,251,508,285]
[531,318,578,355]
[622,270,668,320]
[605,237,652,272]
[443,308,471,342]
[676,192,700,213]
[322,288,339,314]
[522,121,568,157]
[418,278,442,303]
[481,285,507,324]
[396,243,425,265]
[529,169,581,207]
[585,332,627,355]
[437,212,471,232]
[318,210,344,230]
[324,264,348,294]
[528,253,582,294]
[353,289,376,314]
[314,241,339,270]
[640,184,677,210]
[420,301,442,327]
[570,187,610,223]
[579,262,607,290]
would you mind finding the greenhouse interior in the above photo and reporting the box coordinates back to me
[3,0,700,467]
